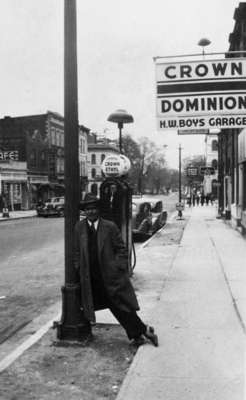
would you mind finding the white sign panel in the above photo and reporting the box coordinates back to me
[101,154,131,177]
[155,58,246,130]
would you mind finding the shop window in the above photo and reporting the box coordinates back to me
[91,154,96,164]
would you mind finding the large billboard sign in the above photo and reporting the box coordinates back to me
[155,58,246,130]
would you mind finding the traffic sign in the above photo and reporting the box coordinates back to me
[186,167,198,177]
[176,202,184,211]
[212,181,221,187]
[200,166,215,175]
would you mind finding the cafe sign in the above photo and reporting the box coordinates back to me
[155,58,246,130]
[0,150,19,161]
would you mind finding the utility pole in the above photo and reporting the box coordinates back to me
[179,144,182,203]
[177,144,183,219]
[55,0,91,341]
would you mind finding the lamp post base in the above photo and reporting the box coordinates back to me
[177,210,184,220]
[55,284,91,342]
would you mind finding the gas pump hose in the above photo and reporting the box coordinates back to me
[131,239,136,271]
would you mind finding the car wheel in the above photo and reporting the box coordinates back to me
[138,219,150,233]
[58,209,64,217]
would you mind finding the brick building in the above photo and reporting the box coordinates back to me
[0,111,89,209]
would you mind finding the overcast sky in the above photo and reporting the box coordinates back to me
[0,0,240,168]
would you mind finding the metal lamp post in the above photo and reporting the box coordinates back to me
[107,109,134,153]
[55,0,91,342]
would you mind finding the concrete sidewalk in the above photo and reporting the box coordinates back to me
[0,210,37,222]
[117,205,246,400]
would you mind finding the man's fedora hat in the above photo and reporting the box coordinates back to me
[80,193,101,210]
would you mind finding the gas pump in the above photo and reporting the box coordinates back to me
[100,155,134,275]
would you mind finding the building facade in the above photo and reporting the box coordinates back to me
[0,111,89,209]
[87,132,119,196]
[218,3,246,231]
[204,134,219,198]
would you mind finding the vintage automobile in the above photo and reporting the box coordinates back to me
[36,197,65,217]
[143,197,168,233]
[132,197,167,242]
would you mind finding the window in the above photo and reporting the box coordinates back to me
[91,154,96,164]
[40,151,46,167]
[212,140,218,151]
[51,127,56,145]
[82,161,86,176]
[91,168,96,178]
[212,159,218,170]
[30,150,37,167]
[55,129,60,146]
[91,183,98,196]
[61,159,64,172]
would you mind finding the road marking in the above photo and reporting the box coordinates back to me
[0,313,60,373]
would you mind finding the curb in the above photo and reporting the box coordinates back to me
[0,215,37,223]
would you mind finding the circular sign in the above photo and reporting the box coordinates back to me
[101,154,129,177]
[119,155,131,175]
[176,202,184,211]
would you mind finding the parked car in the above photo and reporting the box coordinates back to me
[37,197,65,217]
[132,197,168,242]
[143,197,168,233]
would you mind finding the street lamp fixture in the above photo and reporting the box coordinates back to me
[107,109,134,153]
[197,38,211,58]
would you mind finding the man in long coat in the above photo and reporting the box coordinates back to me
[74,194,158,346]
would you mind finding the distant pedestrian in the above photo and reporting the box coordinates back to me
[0,194,3,212]
[192,194,196,207]
[74,194,158,347]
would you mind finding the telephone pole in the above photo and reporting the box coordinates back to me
[177,144,184,219]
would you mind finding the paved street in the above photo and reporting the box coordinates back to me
[0,217,64,344]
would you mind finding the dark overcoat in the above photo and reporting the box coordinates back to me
[74,218,140,322]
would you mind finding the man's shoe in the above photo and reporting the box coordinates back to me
[131,335,146,347]
[144,326,158,347]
